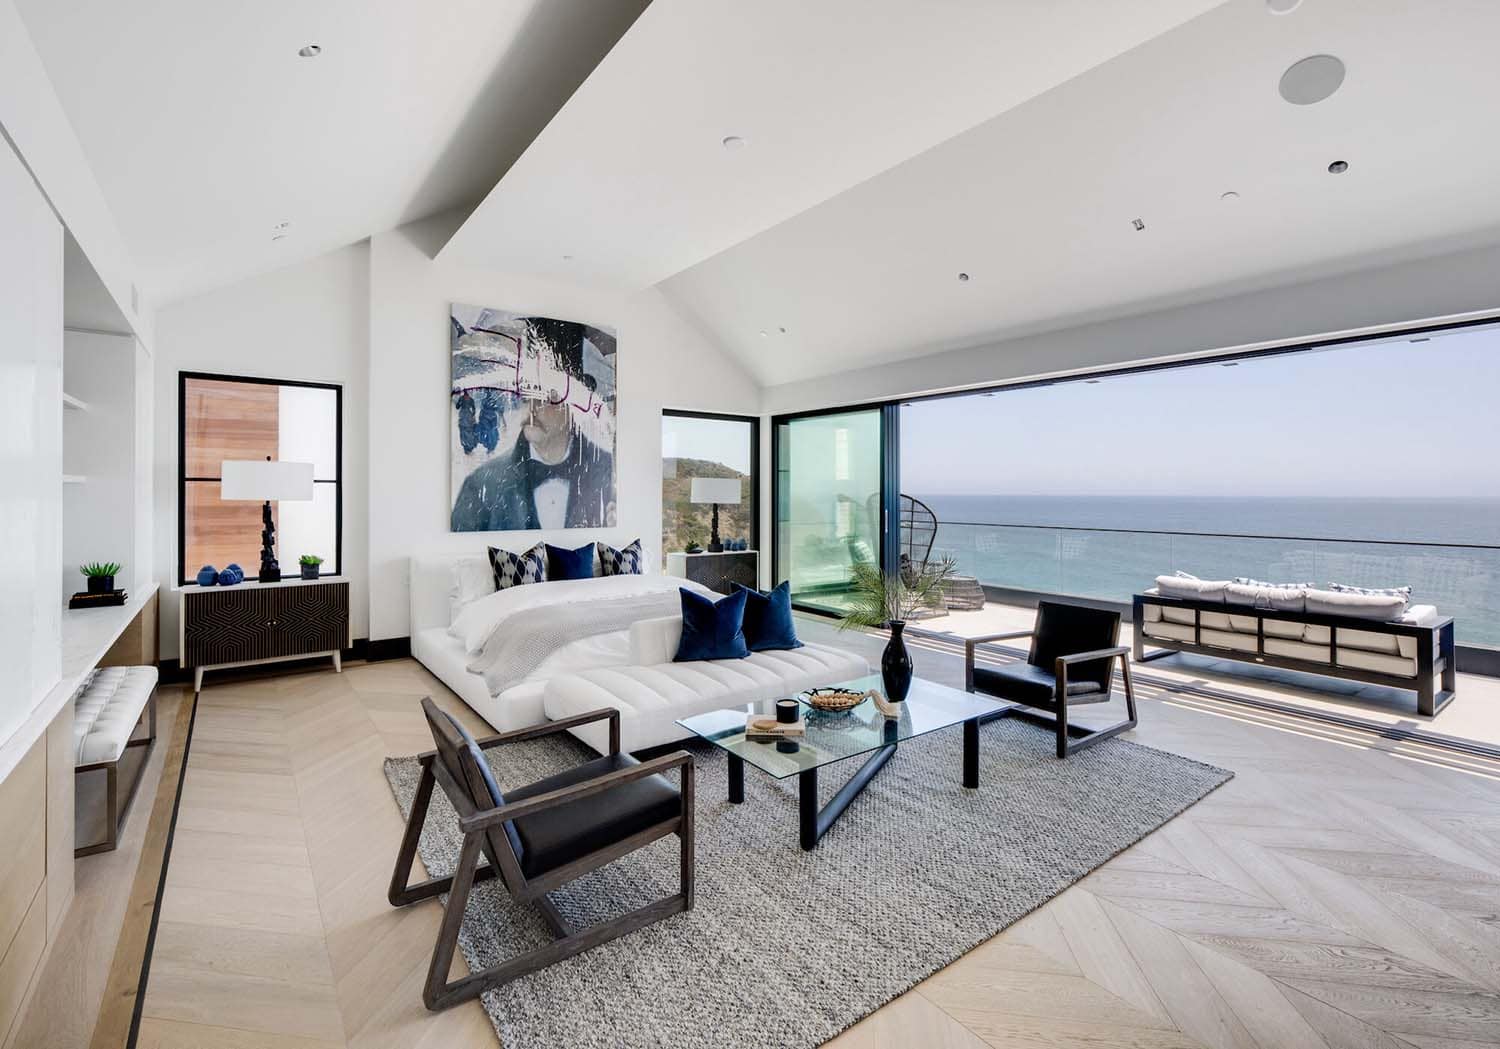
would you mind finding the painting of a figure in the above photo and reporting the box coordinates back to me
[449,304,617,532]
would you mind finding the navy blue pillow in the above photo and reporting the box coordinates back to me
[545,542,595,580]
[675,587,750,662]
[437,709,524,859]
[733,581,804,652]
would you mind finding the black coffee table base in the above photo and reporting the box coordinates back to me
[728,715,981,850]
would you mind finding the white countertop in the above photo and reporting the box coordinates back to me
[173,574,345,592]
[0,581,160,782]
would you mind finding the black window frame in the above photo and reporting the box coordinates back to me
[661,408,761,555]
[177,370,344,586]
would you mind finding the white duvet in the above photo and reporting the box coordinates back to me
[449,574,710,695]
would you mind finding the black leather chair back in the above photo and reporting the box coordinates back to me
[1029,601,1120,693]
[420,697,516,877]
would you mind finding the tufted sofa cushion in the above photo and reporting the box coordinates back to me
[73,666,158,765]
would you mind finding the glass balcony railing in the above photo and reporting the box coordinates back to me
[930,521,1500,649]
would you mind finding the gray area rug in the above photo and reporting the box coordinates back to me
[383,718,1231,1049]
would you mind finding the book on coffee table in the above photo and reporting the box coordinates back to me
[744,713,806,741]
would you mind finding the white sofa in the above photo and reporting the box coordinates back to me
[408,554,869,752]
[544,615,869,752]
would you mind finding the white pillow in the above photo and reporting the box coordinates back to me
[1304,587,1408,621]
[1328,582,1413,601]
[629,615,683,666]
[1155,573,1229,602]
[447,553,496,627]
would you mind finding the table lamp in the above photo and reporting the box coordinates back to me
[221,457,315,582]
[690,476,741,553]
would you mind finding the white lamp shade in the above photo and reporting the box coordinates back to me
[221,460,315,501]
[690,476,741,505]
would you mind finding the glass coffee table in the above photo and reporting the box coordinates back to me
[676,674,1009,850]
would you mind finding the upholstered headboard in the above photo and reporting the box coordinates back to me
[409,553,489,636]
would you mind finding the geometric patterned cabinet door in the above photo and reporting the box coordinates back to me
[181,579,349,690]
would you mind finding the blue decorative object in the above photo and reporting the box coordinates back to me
[217,567,242,586]
[196,565,219,587]
[545,542,595,581]
[733,581,803,652]
[674,587,749,662]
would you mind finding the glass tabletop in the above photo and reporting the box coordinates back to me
[675,673,1009,779]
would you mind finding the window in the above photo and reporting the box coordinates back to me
[178,372,341,584]
[661,411,758,557]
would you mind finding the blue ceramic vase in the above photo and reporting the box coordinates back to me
[196,565,218,587]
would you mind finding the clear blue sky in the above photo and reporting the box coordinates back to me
[663,414,752,474]
[901,324,1500,498]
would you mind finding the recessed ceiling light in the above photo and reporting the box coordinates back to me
[778,326,787,334]
[1266,0,1302,13]
[298,44,322,58]
[1084,379,1101,384]
[1131,218,1145,231]
[1220,190,1241,201]
[721,135,746,151]
[957,272,971,282]
[272,221,291,241]
[1221,361,1240,367]
[1328,159,1349,174]
[759,330,768,338]
[561,254,573,261]
[1279,54,1345,105]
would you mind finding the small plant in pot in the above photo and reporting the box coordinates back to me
[298,555,324,581]
[837,556,955,701]
[81,561,122,594]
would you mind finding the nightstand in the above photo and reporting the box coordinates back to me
[665,550,759,596]
[179,576,350,690]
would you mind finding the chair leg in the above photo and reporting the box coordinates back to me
[680,762,696,912]
[1054,697,1069,760]
[424,831,485,1010]
[388,763,500,907]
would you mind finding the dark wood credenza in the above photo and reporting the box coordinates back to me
[665,550,759,595]
[180,577,350,690]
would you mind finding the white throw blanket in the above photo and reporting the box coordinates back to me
[453,575,708,693]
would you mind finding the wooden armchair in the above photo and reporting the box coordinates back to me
[389,698,695,1010]
[964,601,1138,759]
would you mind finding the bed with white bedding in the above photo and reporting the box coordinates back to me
[409,553,706,732]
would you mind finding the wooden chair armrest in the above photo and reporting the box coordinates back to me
[476,707,622,755]
[460,751,694,832]
[1055,646,1130,666]
[964,630,1034,691]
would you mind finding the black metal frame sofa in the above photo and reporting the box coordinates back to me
[1133,580,1456,717]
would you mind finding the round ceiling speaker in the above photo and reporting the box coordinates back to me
[1279,54,1346,105]
[1266,0,1303,13]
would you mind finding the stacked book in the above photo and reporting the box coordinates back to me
[744,713,806,742]
[69,589,128,609]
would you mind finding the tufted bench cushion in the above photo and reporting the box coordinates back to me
[544,642,869,753]
[73,666,159,765]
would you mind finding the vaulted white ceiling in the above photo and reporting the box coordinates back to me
[15,0,648,304]
[19,0,1500,389]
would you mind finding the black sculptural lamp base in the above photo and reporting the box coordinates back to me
[257,499,281,583]
[707,502,724,553]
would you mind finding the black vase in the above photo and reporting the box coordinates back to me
[300,564,320,580]
[87,574,114,594]
[882,620,913,702]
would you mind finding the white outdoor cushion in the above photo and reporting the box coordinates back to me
[73,666,157,765]
[1162,607,1197,625]
[1224,582,1306,613]
[1200,628,1257,653]
[1337,648,1418,678]
[1155,574,1229,602]
[1141,603,1163,623]
[1142,621,1195,643]
[1304,588,1408,621]
[543,643,870,753]
[1200,611,1233,631]
[1264,638,1331,665]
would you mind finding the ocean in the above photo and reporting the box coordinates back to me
[908,495,1500,648]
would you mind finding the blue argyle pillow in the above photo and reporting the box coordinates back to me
[597,538,644,576]
[487,542,547,591]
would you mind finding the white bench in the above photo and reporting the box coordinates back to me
[73,666,159,856]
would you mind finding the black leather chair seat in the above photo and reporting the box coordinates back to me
[508,753,681,878]
[972,662,1107,706]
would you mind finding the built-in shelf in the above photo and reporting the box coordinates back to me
[61,392,90,412]
[61,474,86,485]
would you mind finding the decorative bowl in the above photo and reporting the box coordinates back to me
[804,687,870,713]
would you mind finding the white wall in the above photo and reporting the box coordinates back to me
[152,242,371,659]
[367,211,761,640]
[762,240,1500,414]
[0,130,63,744]
[61,330,137,600]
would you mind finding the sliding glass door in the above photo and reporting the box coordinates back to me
[774,408,887,614]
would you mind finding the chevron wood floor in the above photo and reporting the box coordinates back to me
[133,624,1500,1049]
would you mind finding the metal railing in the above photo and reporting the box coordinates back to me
[930,520,1500,649]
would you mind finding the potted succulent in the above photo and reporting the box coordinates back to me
[684,537,704,554]
[298,554,324,581]
[81,561,122,594]
[837,556,955,702]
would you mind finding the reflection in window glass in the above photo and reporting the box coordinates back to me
[661,414,756,556]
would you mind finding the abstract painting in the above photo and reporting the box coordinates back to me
[449,304,617,532]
